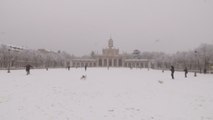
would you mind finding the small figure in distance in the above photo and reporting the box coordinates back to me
[184,67,188,78]
[45,65,48,71]
[25,64,33,75]
[204,68,207,74]
[170,65,175,79]
[85,64,87,71]
[67,65,70,70]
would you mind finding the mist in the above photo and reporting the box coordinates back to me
[0,0,213,55]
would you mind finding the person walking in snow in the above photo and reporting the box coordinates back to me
[67,65,70,70]
[25,64,33,75]
[85,64,87,71]
[170,65,175,79]
[184,67,188,78]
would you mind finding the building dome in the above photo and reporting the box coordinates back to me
[108,38,113,48]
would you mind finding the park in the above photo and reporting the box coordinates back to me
[0,68,213,120]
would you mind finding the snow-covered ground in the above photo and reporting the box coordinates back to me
[0,68,213,120]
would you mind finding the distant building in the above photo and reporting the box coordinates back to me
[71,38,152,68]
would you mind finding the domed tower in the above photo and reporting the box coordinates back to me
[102,37,119,56]
[108,37,113,49]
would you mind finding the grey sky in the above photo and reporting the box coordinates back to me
[0,0,213,56]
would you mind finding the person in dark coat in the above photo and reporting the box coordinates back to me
[170,65,175,79]
[184,67,188,78]
[25,64,33,75]
[85,64,87,71]
[45,65,48,71]
[67,65,70,70]
[204,68,207,74]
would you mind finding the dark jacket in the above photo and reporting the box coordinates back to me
[25,64,32,71]
[184,68,188,73]
[170,66,175,73]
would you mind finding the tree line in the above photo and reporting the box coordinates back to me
[129,43,213,73]
[0,44,73,69]
[1,43,213,72]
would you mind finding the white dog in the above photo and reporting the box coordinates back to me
[80,75,87,80]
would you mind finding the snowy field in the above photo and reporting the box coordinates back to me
[0,68,213,120]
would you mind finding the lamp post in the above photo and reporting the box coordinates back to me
[194,50,199,77]
[7,49,11,73]
[203,48,207,74]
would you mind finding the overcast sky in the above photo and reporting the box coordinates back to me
[0,0,213,55]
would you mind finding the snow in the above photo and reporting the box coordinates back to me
[0,68,213,120]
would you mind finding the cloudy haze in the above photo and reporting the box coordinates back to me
[0,0,213,55]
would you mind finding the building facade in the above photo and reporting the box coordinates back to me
[71,38,151,68]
